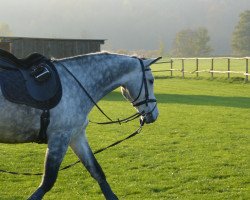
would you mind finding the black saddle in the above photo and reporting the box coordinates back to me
[0,49,62,143]
[0,49,62,110]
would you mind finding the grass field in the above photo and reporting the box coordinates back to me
[0,72,250,199]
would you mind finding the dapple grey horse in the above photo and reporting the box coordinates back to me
[0,52,159,200]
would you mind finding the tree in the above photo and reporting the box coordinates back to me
[0,22,12,36]
[231,10,250,56]
[172,27,212,57]
[158,39,166,57]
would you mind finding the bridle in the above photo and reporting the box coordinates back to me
[131,58,157,108]
[57,57,157,125]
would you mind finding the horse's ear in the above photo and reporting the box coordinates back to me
[142,57,162,67]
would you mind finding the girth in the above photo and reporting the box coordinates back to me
[0,49,62,143]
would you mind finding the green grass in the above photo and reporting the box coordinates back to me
[0,77,250,200]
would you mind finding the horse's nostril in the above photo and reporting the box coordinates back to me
[144,110,159,124]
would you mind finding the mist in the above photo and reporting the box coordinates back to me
[0,0,250,55]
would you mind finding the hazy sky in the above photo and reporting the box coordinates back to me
[0,0,250,54]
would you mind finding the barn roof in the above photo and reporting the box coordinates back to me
[0,36,105,43]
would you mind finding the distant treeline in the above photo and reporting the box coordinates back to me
[113,10,250,58]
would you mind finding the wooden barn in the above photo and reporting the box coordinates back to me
[0,36,105,58]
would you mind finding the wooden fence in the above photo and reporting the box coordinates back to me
[154,57,249,82]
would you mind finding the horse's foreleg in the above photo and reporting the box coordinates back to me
[70,132,118,200]
[27,132,71,200]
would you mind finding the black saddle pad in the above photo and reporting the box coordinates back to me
[0,66,62,110]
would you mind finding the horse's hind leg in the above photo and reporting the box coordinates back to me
[70,131,118,200]
[28,131,71,200]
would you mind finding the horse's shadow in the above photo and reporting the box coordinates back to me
[105,91,250,109]
[156,93,250,109]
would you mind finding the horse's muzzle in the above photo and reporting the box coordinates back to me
[140,107,159,124]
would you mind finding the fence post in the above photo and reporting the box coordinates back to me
[170,59,173,77]
[182,59,185,78]
[246,58,249,83]
[211,58,214,79]
[195,58,199,77]
[227,58,230,79]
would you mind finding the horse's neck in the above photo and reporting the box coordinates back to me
[58,54,136,102]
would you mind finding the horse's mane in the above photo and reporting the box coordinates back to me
[53,51,108,61]
[53,51,141,62]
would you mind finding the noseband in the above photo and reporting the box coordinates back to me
[131,59,157,108]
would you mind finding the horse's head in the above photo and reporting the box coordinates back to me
[121,57,161,125]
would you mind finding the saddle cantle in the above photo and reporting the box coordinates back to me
[0,49,62,110]
[0,49,62,143]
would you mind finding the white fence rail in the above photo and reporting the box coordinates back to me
[154,57,249,82]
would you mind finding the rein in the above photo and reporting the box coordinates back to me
[0,121,144,176]
[0,57,157,176]
[59,61,143,125]
[59,61,114,122]
[58,57,157,125]
[89,112,141,125]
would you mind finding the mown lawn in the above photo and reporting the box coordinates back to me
[0,76,249,200]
